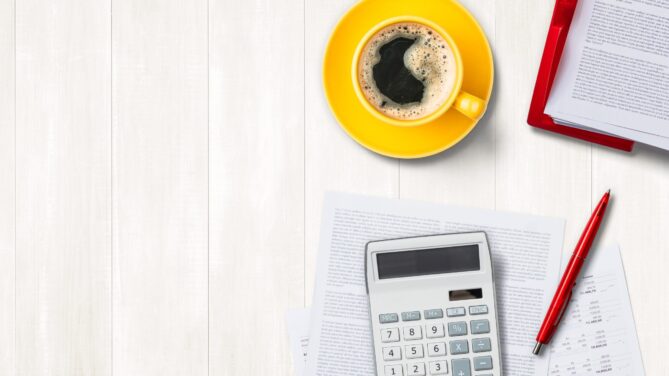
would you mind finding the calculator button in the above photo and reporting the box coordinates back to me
[385,364,404,376]
[381,328,400,343]
[473,356,493,371]
[472,338,491,353]
[429,361,448,375]
[470,319,490,334]
[446,307,466,317]
[449,339,469,355]
[383,346,402,361]
[403,326,423,340]
[407,362,426,376]
[402,311,421,321]
[427,342,446,357]
[448,322,468,336]
[426,323,445,338]
[405,344,424,359]
[380,313,399,324]
[469,305,488,315]
[451,358,471,376]
[424,309,443,320]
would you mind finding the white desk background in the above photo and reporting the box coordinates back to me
[0,0,666,374]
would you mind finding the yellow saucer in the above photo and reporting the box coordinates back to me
[323,0,494,159]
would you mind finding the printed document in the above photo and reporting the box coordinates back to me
[304,193,565,376]
[286,308,311,376]
[545,0,669,149]
[548,244,645,375]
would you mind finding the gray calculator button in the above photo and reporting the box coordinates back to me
[446,307,466,317]
[474,356,493,371]
[451,358,471,376]
[471,319,490,334]
[402,311,421,321]
[424,309,443,320]
[449,339,469,355]
[469,305,488,315]
[448,321,468,336]
[472,337,492,353]
[379,313,399,324]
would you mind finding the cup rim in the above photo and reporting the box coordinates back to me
[351,15,465,127]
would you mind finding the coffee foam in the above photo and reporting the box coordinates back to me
[358,22,457,121]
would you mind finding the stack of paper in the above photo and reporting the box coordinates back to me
[545,0,669,150]
[287,193,644,375]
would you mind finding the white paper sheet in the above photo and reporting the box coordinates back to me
[545,0,669,148]
[304,192,565,376]
[286,308,311,376]
[548,244,645,375]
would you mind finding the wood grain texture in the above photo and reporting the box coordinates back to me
[592,145,669,373]
[399,0,496,209]
[207,0,305,374]
[0,0,15,373]
[1,0,667,374]
[14,0,111,374]
[111,0,208,374]
[494,1,591,246]
[304,0,399,303]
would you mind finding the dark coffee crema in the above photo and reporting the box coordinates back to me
[358,22,457,121]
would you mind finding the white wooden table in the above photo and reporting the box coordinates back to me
[1,0,667,374]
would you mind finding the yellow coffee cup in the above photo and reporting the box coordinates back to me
[352,16,486,127]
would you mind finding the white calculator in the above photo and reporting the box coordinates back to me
[365,232,502,376]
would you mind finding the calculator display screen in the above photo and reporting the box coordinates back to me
[376,245,480,279]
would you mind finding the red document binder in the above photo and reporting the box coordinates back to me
[527,0,634,152]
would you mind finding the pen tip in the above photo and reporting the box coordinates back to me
[607,189,611,195]
[532,342,543,355]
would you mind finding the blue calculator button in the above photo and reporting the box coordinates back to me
[379,313,399,324]
[424,309,443,320]
[402,311,421,321]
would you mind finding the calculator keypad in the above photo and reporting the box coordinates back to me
[381,328,400,343]
[471,319,490,334]
[404,326,423,340]
[406,344,424,359]
[378,305,495,375]
[452,358,471,376]
[385,364,403,376]
[407,362,426,376]
[425,323,445,338]
[472,338,491,353]
[427,342,446,357]
[383,346,402,361]
[450,339,469,355]
[429,361,448,375]
[448,322,468,336]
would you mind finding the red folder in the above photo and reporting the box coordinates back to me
[527,0,634,152]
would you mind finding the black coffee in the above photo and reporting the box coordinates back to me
[372,37,425,105]
[358,22,457,120]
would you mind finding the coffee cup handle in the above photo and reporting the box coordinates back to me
[453,91,486,120]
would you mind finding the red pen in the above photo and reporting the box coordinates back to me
[533,189,611,355]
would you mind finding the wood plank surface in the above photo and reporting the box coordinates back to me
[304,0,399,303]
[14,0,112,373]
[207,0,305,374]
[0,0,667,374]
[0,0,15,373]
[495,1,591,246]
[111,0,209,374]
